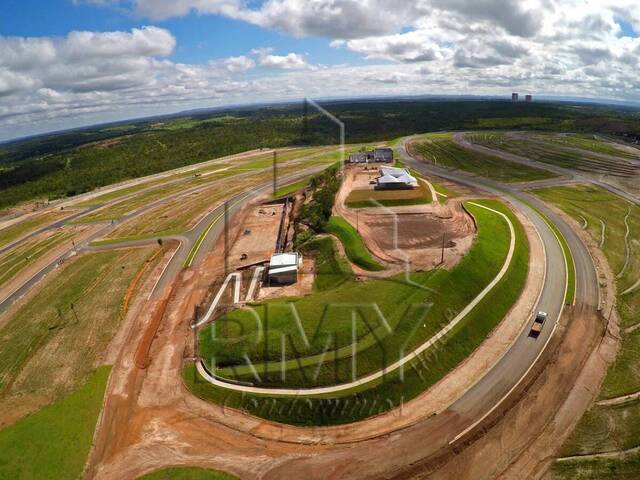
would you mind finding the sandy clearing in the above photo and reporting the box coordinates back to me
[335,167,477,271]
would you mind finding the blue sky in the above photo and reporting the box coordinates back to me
[2,0,368,66]
[1,0,640,141]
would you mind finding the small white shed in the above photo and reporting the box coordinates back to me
[268,252,301,285]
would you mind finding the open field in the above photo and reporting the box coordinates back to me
[0,228,76,289]
[529,132,640,160]
[101,155,341,242]
[535,185,639,397]
[552,451,640,480]
[0,209,72,249]
[190,200,529,425]
[536,184,640,476]
[345,181,432,208]
[560,400,640,456]
[324,215,385,271]
[0,366,111,480]
[0,247,159,427]
[409,133,556,183]
[102,173,264,240]
[467,132,640,179]
[138,467,239,480]
[74,147,337,223]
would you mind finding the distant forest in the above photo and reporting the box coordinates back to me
[1,99,640,210]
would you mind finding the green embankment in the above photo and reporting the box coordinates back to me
[273,178,310,198]
[0,366,111,480]
[301,236,353,291]
[188,200,529,426]
[137,467,239,480]
[324,216,384,271]
[410,133,556,183]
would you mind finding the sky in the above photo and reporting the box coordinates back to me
[1,0,640,142]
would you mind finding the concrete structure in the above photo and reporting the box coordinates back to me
[346,148,394,164]
[268,252,301,285]
[373,148,394,163]
[525,94,533,102]
[376,166,418,189]
[512,93,519,101]
[348,152,369,164]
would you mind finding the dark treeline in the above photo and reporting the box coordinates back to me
[1,99,639,209]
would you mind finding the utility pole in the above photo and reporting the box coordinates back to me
[272,151,278,195]
[302,98,309,143]
[224,201,229,276]
[193,305,200,358]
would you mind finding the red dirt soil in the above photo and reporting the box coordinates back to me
[84,191,606,480]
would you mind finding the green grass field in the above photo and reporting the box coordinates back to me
[410,133,556,183]
[533,186,639,394]
[531,133,640,160]
[537,184,640,477]
[345,182,432,208]
[273,178,311,198]
[324,215,385,271]
[467,116,561,129]
[188,200,529,425]
[301,236,353,291]
[0,366,111,480]
[138,467,239,480]
[467,132,638,178]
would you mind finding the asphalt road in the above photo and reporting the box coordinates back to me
[193,137,599,447]
[0,205,101,256]
[454,132,640,204]
[397,136,600,444]
[0,162,330,314]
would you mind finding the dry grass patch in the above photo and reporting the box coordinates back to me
[0,246,160,427]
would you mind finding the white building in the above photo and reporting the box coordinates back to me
[268,252,301,285]
[376,167,418,189]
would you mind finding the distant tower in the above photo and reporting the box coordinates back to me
[525,94,533,102]
[512,93,519,102]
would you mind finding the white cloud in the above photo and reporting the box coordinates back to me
[218,55,256,73]
[4,1,640,139]
[251,48,313,70]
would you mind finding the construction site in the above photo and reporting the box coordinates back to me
[1,129,634,480]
